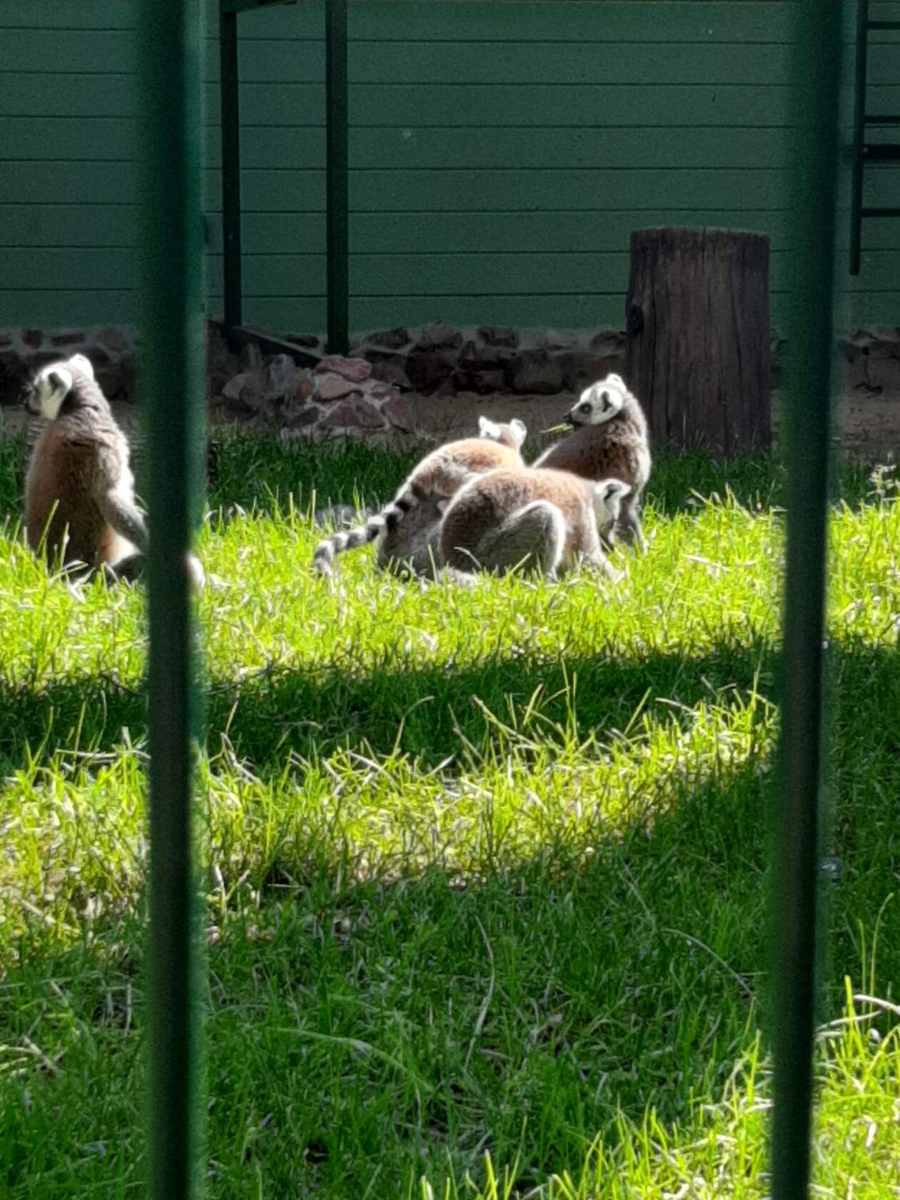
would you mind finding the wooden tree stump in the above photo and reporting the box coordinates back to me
[624,227,771,454]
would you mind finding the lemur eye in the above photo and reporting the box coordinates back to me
[580,402,591,413]
[601,391,611,406]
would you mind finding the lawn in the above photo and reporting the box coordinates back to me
[1,432,899,1198]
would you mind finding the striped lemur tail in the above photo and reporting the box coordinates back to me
[312,476,455,577]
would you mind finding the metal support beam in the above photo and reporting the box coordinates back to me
[138,1,205,1197]
[849,0,868,275]
[326,0,350,354]
[221,0,298,13]
[219,4,243,341]
[771,5,842,1198]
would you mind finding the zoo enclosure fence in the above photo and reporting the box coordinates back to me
[139,2,845,1197]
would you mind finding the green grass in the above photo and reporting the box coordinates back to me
[1,431,899,1198]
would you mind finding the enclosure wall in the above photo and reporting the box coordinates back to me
[1,0,899,334]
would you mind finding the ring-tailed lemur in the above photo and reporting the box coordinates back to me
[533,373,651,552]
[312,415,528,577]
[23,353,204,588]
[439,466,630,583]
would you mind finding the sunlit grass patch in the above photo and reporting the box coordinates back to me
[1,436,898,1198]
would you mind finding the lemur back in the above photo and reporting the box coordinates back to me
[23,353,204,588]
[312,416,527,576]
[24,356,138,569]
[439,466,628,582]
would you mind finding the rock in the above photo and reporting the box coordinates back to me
[456,339,514,394]
[319,396,385,429]
[382,393,414,432]
[21,329,43,349]
[222,371,250,401]
[478,325,519,349]
[510,349,564,395]
[531,329,577,352]
[588,328,626,355]
[406,348,456,393]
[263,353,300,400]
[282,401,320,428]
[557,351,624,393]
[222,369,265,416]
[368,353,413,391]
[365,327,410,351]
[95,326,131,355]
[0,351,29,405]
[50,331,86,347]
[363,380,394,400]
[415,321,463,351]
[316,374,361,402]
[289,374,316,402]
[316,354,372,383]
[467,367,508,395]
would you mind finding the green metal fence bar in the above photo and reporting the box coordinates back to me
[326,0,350,354]
[771,4,843,1197]
[138,2,205,1198]
[219,3,243,340]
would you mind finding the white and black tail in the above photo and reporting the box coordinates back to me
[312,481,428,576]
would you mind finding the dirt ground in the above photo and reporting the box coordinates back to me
[2,383,899,462]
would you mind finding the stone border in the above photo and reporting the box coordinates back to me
[3,321,900,417]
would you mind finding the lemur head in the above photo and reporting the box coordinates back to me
[592,477,631,532]
[478,415,527,451]
[25,354,96,420]
[567,374,628,428]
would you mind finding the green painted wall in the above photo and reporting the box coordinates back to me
[1,0,898,333]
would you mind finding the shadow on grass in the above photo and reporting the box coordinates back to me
[4,724,899,1199]
[1,640,775,768]
[2,751,775,1200]
[2,633,897,770]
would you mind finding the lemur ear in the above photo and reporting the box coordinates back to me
[596,478,630,503]
[509,418,527,447]
[478,415,501,439]
[68,353,95,380]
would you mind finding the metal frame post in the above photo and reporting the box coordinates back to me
[138,1,205,1196]
[326,0,350,354]
[220,4,243,339]
[771,4,843,1196]
[849,0,869,276]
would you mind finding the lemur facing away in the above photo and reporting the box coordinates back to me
[533,373,651,552]
[439,466,630,583]
[23,354,204,588]
[312,415,528,577]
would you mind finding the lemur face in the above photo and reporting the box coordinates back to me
[568,374,628,428]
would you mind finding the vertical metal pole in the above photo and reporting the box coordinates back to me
[220,4,243,338]
[326,0,349,354]
[771,5,842,1198]
[138,1,205,1198]
[849,0,869,275]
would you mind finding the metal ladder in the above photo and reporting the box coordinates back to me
[850,0,900,274]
